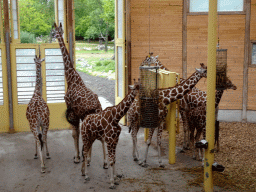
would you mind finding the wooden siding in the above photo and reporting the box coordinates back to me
[187,15,245,110]
[130,0,183,81]
[248,0,256,110]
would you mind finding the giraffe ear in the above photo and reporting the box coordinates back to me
[41,58,45,62]
[54,22,57,28]
[60,22,62,28]
[155,55,159,59]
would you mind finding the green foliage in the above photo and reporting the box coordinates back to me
[19,0,54,38]
[94,60,115,72]
[20,31,36,43]
[75,0,115,40]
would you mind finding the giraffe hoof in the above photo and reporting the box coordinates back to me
[103,163,108,169]
[141,163,148,168]
[87,162,90,166]
[46,156,51,159]
[34,156,38,159]
[84,177,90,182]
[133,157,139,161]
[41,168,46,173]
[116,174,124,178]
[74,156,80,164]
[159,164,165,168]
[109,185,116,189]
[180,149,185,153]
[114,182,119,185]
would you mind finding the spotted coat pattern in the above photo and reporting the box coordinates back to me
[188,77,237,160]
[81,83,140,189]
[53,23,104,164]
[26,55,50,173]
[128,61,207,167]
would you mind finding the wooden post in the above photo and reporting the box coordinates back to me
[3,0,14,133]
[205,0,217,191]
[67,0,74,64]
[242,0,251,121]
[182,0,187,79]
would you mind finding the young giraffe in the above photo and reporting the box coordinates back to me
[26,55,50,173]
[53,23,107,167]
[128,63,207,167]
[188,77,237,161]
[81,81,140,189]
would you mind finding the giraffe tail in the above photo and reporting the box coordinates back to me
[38,133,43,151]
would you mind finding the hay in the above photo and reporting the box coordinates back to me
[175,121,256,191]
[216,49,228,90]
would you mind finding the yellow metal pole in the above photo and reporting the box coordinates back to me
[205,0,218,191]
[168,73,177,164]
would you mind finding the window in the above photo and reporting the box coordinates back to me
[251,43,256,66]
[189,0,244,13]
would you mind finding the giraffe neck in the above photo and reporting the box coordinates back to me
[215,90,224,108]
[159,71,204,105]
[112,89,138,124]
[56,33,74,82]
[35,63,42,96]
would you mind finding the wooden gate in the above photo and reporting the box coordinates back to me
[10,44,69,132]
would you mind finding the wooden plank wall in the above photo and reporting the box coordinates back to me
[130,0,183,81]
[130,0,256,112]
[187,15,245,110]
[248,0,256,110]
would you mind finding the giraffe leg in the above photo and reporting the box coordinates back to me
[107,143,118,189]
[42,126,50,159]
[139,128,154,167]
[131,123,140,161]
[72,125,80,163]
[81,142,91,182]
[100,139,108,169]
[37,138,45,173]
[87,146,92,166]
[34,139,38,159]
[157,122,165,168]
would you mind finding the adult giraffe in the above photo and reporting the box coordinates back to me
[53,23,107,167]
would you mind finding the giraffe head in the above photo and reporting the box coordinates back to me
[225,77,237,90]
[34,55,45,66]
[195,63,207,78]
[128,79,140,92]
[53,22,64,37]
[141,53,159,66]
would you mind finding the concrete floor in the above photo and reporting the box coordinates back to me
[0,127,228,192]
[0,99,225,192]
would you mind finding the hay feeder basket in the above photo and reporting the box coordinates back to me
[139,65,160,128]
[216,49,228,90]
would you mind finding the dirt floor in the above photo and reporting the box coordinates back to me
[0,124,231,192]
[172,121,256,191]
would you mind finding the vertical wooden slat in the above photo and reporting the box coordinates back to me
[242,0,251,121]
[126,0,131,88]
[182,0,187,79]
[3,0,14,133]
[67,0,74,64]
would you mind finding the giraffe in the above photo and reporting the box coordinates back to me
[127,63,207,167]
[179,78,208,150]
[26,54,50,173]
[53,23,107,167]
[188,77,237,161]
[81,81,140,189]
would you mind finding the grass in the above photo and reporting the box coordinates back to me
[75,40,115,78]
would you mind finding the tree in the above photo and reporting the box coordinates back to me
[19,0,54,37]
